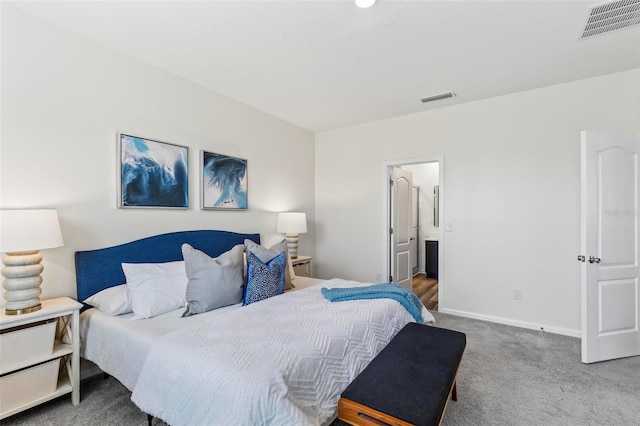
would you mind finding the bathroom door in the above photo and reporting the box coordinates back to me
[390,167,413,290]
[411,185,420,275]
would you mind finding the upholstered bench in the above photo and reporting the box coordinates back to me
[337,322,466,426]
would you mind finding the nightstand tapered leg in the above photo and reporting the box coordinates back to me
[71,309,80,405]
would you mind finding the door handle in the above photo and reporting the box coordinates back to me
[588,256,601,264]
[577,255,585,262]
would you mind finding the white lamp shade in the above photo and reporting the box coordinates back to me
[277,212,307,234]
[0,209,64,253]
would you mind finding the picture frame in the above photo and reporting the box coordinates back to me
[118,132,189,209]
[200,150,248,210]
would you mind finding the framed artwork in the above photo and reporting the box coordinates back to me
[118,133,189,208]
[201,150,248,210]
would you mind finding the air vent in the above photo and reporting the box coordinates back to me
[420,92,456,104]
[580,0,640,39]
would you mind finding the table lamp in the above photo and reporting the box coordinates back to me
[277,212,307,259]
[0,209,64,315]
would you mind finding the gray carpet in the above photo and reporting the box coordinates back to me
[3,312,639,425]
[435,313,640,426]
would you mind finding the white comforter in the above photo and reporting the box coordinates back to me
[131,279,435,426]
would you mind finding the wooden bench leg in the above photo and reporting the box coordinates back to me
[452,380,457,401]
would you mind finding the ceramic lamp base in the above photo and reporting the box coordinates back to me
[2,250,44,315]
[285,233,299,259]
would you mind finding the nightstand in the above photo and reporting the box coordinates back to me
[291,255,313,278]
[0,297,82,420]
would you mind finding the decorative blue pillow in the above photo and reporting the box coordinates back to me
[243,251,286,306]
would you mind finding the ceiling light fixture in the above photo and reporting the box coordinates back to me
[355,0,377,8]
[420,91,457,104]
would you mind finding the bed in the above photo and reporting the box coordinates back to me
[76,230,434,426]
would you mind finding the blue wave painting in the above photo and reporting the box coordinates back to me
[120,134,188,208]
[202,151,247,209]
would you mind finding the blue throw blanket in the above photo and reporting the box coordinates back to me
[321,283,424,324]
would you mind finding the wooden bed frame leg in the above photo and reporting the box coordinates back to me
[452,381,458,401]
[147,414,153,426]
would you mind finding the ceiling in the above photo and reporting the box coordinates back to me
[7,0,640,132]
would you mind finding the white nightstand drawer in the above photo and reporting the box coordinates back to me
[291,255,313,278]
[0,320,56,371]
[293,262,311,277]
[0,358,60,413]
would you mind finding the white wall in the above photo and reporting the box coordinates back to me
[315,69,640,335]
[0,6,315,302]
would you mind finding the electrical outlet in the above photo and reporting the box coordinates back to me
[445,223,453,232]
[513,288,522,300]
[376,272,382,282]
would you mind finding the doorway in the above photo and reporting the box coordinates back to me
[384,156,443,312]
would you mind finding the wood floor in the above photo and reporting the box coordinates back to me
[412,273,438,311]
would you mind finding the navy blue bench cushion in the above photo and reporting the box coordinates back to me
[75,230,260,304]
[341,322,466,426]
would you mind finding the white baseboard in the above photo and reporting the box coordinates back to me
[438,308,581,338]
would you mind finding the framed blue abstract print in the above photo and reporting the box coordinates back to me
[201,150,248,210]
[118,133,189,208]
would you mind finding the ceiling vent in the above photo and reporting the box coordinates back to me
[580,0,640,39]
[420,92,456,104]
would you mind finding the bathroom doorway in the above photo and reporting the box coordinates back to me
[384,156,443,312]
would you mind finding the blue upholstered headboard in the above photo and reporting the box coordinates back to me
[75,230,260,303]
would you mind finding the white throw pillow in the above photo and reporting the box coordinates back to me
[122,261,187,320]
[83,284,132,316]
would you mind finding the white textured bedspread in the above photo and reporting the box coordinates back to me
[131,279,435,426]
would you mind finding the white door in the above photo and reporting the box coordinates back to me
[581,131,640,364]
[411,185,420,275]
[390,167,413,290]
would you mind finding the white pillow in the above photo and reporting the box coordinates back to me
[83,284,132,316]
[122,261,187,320]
